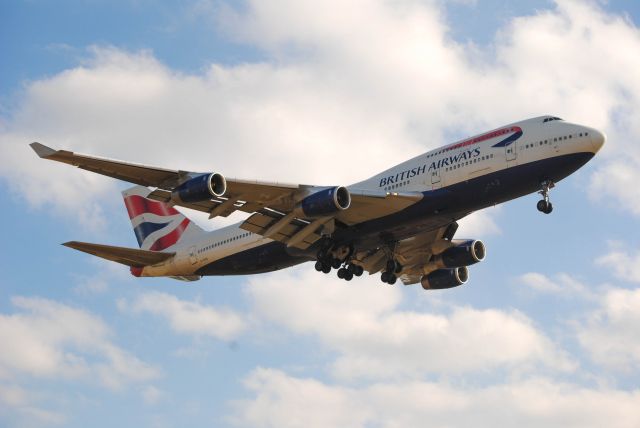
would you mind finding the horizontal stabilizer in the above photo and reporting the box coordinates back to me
[62,241,175,267]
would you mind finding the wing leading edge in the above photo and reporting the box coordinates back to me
[31,143,424,249]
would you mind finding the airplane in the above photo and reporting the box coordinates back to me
[30,115,605,290]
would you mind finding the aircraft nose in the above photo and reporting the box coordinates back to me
[590,128,606,153]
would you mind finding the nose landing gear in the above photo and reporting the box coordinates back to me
[537,180,555,214]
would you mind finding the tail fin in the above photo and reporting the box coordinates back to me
[122,186,205,251]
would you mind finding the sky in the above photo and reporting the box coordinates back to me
[2,0,640,426]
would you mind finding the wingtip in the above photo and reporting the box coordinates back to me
[30,142,57,158]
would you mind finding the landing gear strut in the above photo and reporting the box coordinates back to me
[537,180,555,214]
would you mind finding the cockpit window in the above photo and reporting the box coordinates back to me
[543,117,563,123]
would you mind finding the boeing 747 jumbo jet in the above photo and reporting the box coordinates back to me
[31,115,605,290]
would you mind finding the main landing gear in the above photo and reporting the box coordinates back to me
[537,180,555,214]
[380,259,402,285]
[314,244,364,281]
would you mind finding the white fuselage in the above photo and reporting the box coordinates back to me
[142,116,605,278]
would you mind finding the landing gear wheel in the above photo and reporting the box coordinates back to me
[537,180,555,215]
[344,271,354,281]
[314,261,324,272]
[537,200,553,214]
[537,200,547,212]
[354,265,364,277]
[337,268,347,279]
[381,271,397,284]
[322,264,331,274]
[332,258,342,269]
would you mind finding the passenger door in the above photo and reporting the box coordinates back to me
[505,141,517,166]
[430,168,442,190]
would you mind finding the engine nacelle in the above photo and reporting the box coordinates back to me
[438,240,486,268]
[421,267,469,290]
[299,186,351,217]
[172,173,227,203]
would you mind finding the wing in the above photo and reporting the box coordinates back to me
[30,142,186,188]
[63,241,174,267]
[32,143,423,249]
[353,222,458,285]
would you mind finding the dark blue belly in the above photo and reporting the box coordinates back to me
[337,152,594,243]
[197,152,594,276]
[196,241,310,276]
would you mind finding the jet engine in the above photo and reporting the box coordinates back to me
[299,186,351,217]
[434,240,486,268]
[172,173,227,203]
[421,266,468,290]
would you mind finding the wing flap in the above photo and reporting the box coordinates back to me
[63,241,175,267]
[240,212,323,249]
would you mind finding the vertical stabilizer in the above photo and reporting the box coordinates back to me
[122,186,205,251]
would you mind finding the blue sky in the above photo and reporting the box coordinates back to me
[2,1,640,427]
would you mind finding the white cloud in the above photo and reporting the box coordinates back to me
[590,160,640,216]
[121,291,247,341]
[231,367,640,428]
[0,384,67,427]
[456,206,502,237]
[578,287,640,371]
[246,268,573,380]
[0,296,159,389]
[3,0,639,232]
[596,243,640,283]
[141,385,165,405]
[517,272,592,297]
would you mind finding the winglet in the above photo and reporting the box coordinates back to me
[30,142,57,158]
